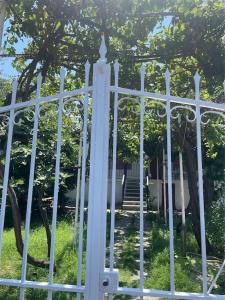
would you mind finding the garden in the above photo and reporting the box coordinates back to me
[0,0,224,299]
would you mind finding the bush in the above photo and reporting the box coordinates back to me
[206,202,225,255]
[145,249,201,292]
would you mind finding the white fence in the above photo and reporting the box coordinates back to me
[0,36,225,299]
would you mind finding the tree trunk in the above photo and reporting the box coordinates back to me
[0,163,50,269]
[37,191,52,259]
[182,138,213,254]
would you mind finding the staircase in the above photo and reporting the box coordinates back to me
[122,178,147,212]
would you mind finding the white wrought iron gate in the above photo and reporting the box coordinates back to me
[0,36,225,299]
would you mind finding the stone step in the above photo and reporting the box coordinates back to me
[126,186,140,190]
[124,196,146,200]
[125,192,140,196]
[126,185,140,189]
[122,204,147,211]
[123,201,147,206]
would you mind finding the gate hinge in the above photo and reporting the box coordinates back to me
[100,268,119,293]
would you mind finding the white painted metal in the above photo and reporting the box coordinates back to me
[194,72,208,295]
[0,72,90,299]
[116,287,225,299]
[0,79,17,257]
[139,64,145,297]
[47,68,66,300]
[74,132,82,246]
[84,36,111,300]
[109,60,119,293]
[110,86,225,112]
[163,148,167,224]
[0,278,85,292]
[179,151,186,229]
[77,59,90,300]
[208,260,225,294]
[0,87,92,114]
[20,74,42,300]
[156,157,160,213]
[165,68,175,294]
[0,38,224,300]
[0,0,6,51]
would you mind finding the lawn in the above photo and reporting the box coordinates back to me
[0,215,85,300]
[0,211,224,299]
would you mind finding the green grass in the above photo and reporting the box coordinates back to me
[0,218,85,299]
[114,213,203,294]
[0,211,224,299]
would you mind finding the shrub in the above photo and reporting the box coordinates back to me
[206,202,225,255]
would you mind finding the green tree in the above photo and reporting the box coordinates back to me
[0,0,225,266]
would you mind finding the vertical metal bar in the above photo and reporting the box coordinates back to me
[163,148,167,224]
[139,64,145,297]
[194,72,208,295]
[179,152,185,228]
[179,151,186,255]
[208,259,225,294]
[165,69,175,294]
[74,132,82,246]
[77,60,90,300]
[85,36,111,300]
[47,68,66,300]
[109,60,119,271]
[20,74,42,300]
[108,60,119,300]
[0,79,18,257]
[157,157,160,213]
[0,0,6,49]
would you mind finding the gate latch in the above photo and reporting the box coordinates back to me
[100,268,119,293]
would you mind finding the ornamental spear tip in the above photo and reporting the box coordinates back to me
[194,71,201,100]
[194,71,201,82]
[37,73,43,93]
[165,68,171,79]
[165,68,171,95]
[114,59,119,70]
[99,34,107,62]
[60,67,66,79]
[140,63,146,75]
[85,59,90,68]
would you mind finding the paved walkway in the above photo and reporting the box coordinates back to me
[108,210,160,300]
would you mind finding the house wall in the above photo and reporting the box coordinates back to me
[65,178,189,210]
[65,178,123,206]
[149,179,190,210]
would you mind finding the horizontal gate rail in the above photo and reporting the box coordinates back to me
[116,287,225,300]
[110,86,225,112]
[0,279,85,293]
[0,86,92,114]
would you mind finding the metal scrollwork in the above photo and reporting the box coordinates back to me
[13,107,35,126]
[200,111,225,127]
[156,101,167,118]
[170,105,196,123]
[118,97,140,114]
[62,97,83,127]
[145,100,166,118]
[39,104,52,120]
[63,97,83,116]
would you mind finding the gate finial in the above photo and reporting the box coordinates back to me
[194,71,201,100]
[165,68,171,96]
[99,35,107,62]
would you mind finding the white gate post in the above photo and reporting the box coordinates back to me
[85,36,111,300]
